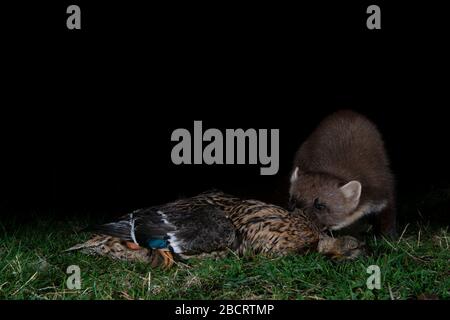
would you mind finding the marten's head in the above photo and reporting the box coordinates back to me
[288,167,362,230]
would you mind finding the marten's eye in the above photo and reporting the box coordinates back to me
[314,198,326,211]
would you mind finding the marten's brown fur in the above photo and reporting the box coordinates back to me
[289,110,397,238]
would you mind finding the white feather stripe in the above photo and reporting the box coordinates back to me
[129,213,138,245]
[158,210,170,225]
[167,232,184,254]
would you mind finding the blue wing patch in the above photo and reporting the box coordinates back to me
[147,239,168,249]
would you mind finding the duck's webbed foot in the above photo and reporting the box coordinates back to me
[150,249,175,268]
[125,241,141,250]
[160,249,175,268]
[317,235,365,261]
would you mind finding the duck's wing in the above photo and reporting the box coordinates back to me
[85,206,237,257]
[156,205,238,256]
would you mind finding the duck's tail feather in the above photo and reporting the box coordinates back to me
[64,235,112,252]
[82,220,134,242]
[81,209,177,246]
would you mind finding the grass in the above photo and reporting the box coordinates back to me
[0,217,448,300]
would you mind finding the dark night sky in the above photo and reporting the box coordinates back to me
[1,2,449,225]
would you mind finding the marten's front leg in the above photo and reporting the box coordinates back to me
[374,203,397,239]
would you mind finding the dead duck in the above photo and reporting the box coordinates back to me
[67,191,364,267]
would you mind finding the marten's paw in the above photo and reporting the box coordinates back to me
[317,235,365,261]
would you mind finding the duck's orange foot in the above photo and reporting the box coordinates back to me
[157,249,175,269]
[125,241,141,250]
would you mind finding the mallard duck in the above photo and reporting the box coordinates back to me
[67,191,364,267]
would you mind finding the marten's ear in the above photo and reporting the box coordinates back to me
[340,181,362,204]
[290,167,300,183]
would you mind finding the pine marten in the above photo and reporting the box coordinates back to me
[289,110,397,238]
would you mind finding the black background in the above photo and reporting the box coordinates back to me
[1,1,449,227]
